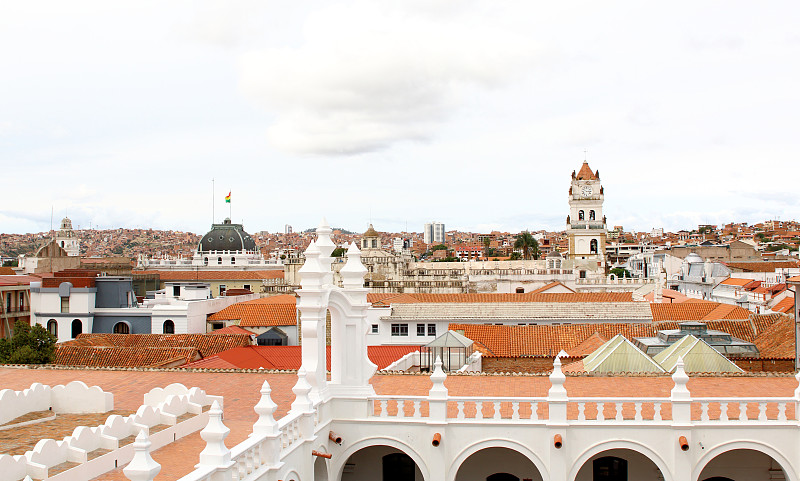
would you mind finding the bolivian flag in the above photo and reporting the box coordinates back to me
[225,192,231,203]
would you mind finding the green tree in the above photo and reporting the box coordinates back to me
[331,247,346,257]
[610,267,631,278]
[509,252,522,260]
[431,244,448,251]
[0,320,57,364]
[513,231,540,260]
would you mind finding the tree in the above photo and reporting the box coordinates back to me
[331,247,346,257]
[610,267,631,278]
[431,244,448,251]
[509,252,522,260]
[514,231,540,260]
[0,320,57,364]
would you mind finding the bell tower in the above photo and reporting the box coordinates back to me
[567,161,607,266]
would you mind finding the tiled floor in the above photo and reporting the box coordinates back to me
[0,411,133,455]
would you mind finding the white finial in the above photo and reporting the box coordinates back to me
[123,431,161,481]
[316,218,335,258]
[291,367,313,413]
[252,380,278,436]
[548,356,567,400]
[341,242,367,290]
[198,401,231,466]
[429,356,448,400]
[671,356,690,400]
[299,240,325,287]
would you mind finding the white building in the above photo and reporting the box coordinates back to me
[112,221,800,481]
[424,222,446,245]
[55,217,80,256]
[566,161,607,268]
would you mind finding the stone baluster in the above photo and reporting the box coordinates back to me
[670,357,692,426]
[198,401,234,480]
[123,431,161,481]
[428,356,448,422]
[252,380,281,469]
[547,357,568,425]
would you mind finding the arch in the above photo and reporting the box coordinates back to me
[163,319,175,334]
[590,239,598,254]
[47,319,58,337]
[113,321,130,334]
[71,319,82,338]
[568,440,672,481]
[204,257,209,266]
[334,436,429,481]
[217,257,222,265]
[701,478,734,481]
[449,439,549,481]
[314,452,329,481]
[277,468,301,481]
[692,441,796,481]
[589,210,596,221]
[579,210,585,221]
[231,256,235,264]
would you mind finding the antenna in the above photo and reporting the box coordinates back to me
[584,149,588,161]
[212,178,215,225]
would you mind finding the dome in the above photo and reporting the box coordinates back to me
[546,249,563,258]
[685,253,704,264]
[198,218,257,253]
[363,224,379,238]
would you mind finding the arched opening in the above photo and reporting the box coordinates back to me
[113,322,130,334]
[698,449,787,481]
[590,239,598,254]
[574,449,664,481]
[163,319,175,334]
[589,210,596,220]
[71,319,82,338]
[61,241,65,247]
[217,257,223,265]
[579,210,585,221]
[231,256,236,264]
[455,447,543,481]
[47,319,58,337]
[314,455,328,481]
[341,445,422,481]
[204,257,209,266]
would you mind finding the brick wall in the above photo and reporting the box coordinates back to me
[482,356,585,373]
[734,358,795,372]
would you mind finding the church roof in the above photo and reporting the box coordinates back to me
[363,224,379,237]
[576,161,598,180]
[197,218,257,253]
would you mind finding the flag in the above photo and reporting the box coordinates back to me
[225,192,231,203]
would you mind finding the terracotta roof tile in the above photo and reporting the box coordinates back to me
[208,295,297,327]
[181,345,419,371]
[650,302,750,322]
[725,261,800,272]
[54,345,200,367]
[752,314,795,358]
[772,297,795,314]
[576,161,598,180]
[210,325,256,336]
[567,332,608,356]
[65,333,251,357]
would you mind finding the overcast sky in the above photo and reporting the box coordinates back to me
[2,1,798,236]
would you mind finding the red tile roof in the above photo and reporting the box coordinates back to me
[576,161,598,180]
[66,333,252,357]
[208,295,297,327]
[772,297,795,314]
[725,261,800,272]
[566,332,607,356]
[649,302,750,322]
[368,292,634,304]
[182,345,419,371]
[54,345,200,368]
[718,277,753,287]
[530,281,575,294]
[210,325,256,336]
[752,314,795,358]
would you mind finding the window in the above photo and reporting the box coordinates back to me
[217,257,222,265]
[163,319,175,334]
[417,323,426,336]
[6,293,10,310]
[204,257,209,266]
[61,297,70,313]
[589,210,596,220]
[391,323,409,336]
[71,319,82,339]
[113,322,130,334]
[427,324,436,336]
[515,287,525,293]
[231,257,235,264]
[47,319,58,337]
[590,239,598,254]
[212,322,224,330]
[219,285,227,296]
[579,270,587,279]
[19,292,24,310]
[173,285,180,297]
[372,239,377,248]
[578,210,585,221]
[371,324,379,334]
[243,284,251,291]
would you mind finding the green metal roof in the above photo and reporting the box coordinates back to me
[583,334,665,373]
[654,335,744,373]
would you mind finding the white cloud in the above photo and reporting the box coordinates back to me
[238,1,538,155]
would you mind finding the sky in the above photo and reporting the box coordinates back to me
[1,1,799,236]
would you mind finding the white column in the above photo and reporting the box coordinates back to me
[297,240,329,399]
[197,401,234,481]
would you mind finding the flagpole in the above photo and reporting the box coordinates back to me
[212,178,215,225]
[229,188,232,219]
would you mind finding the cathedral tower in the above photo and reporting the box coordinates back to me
[566,162,607,267]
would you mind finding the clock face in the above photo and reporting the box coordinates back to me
[581,186,593,198]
